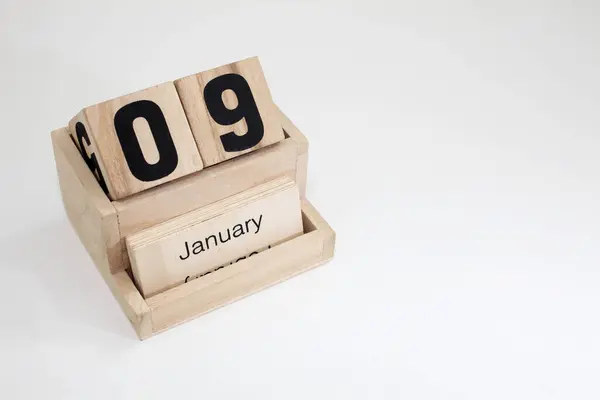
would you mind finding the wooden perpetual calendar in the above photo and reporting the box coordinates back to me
[51,57,335,339]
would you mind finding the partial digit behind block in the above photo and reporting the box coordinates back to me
[175,57,284,167]
[68,82,204,200]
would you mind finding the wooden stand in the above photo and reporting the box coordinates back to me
[52,107,335,339]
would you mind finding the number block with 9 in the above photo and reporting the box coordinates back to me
[175,57,284,167]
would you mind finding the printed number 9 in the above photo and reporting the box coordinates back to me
[203,74,264,152]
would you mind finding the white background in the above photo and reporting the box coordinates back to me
[1,0,600,398]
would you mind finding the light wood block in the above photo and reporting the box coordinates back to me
[175,57,284,167]
[69,82,204,200]
[127,177,303,297]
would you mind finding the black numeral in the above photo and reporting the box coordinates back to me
[113,100,179,182]
[74,122,109,195]
[203,73,264,152]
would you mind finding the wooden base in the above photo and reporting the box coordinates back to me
[52,107,335,339]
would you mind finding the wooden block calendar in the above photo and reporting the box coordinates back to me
[51,57,335,339]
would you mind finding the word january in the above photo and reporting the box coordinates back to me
[178,214,263,261]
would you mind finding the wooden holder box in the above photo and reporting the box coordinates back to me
[52,107,335,339]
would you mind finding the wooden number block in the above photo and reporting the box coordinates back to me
[127,176,303,297]
[69,83,204,200]
[175,57,284,167]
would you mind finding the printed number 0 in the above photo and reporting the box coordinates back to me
[203,73,264,152]
[114,100,179,182]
